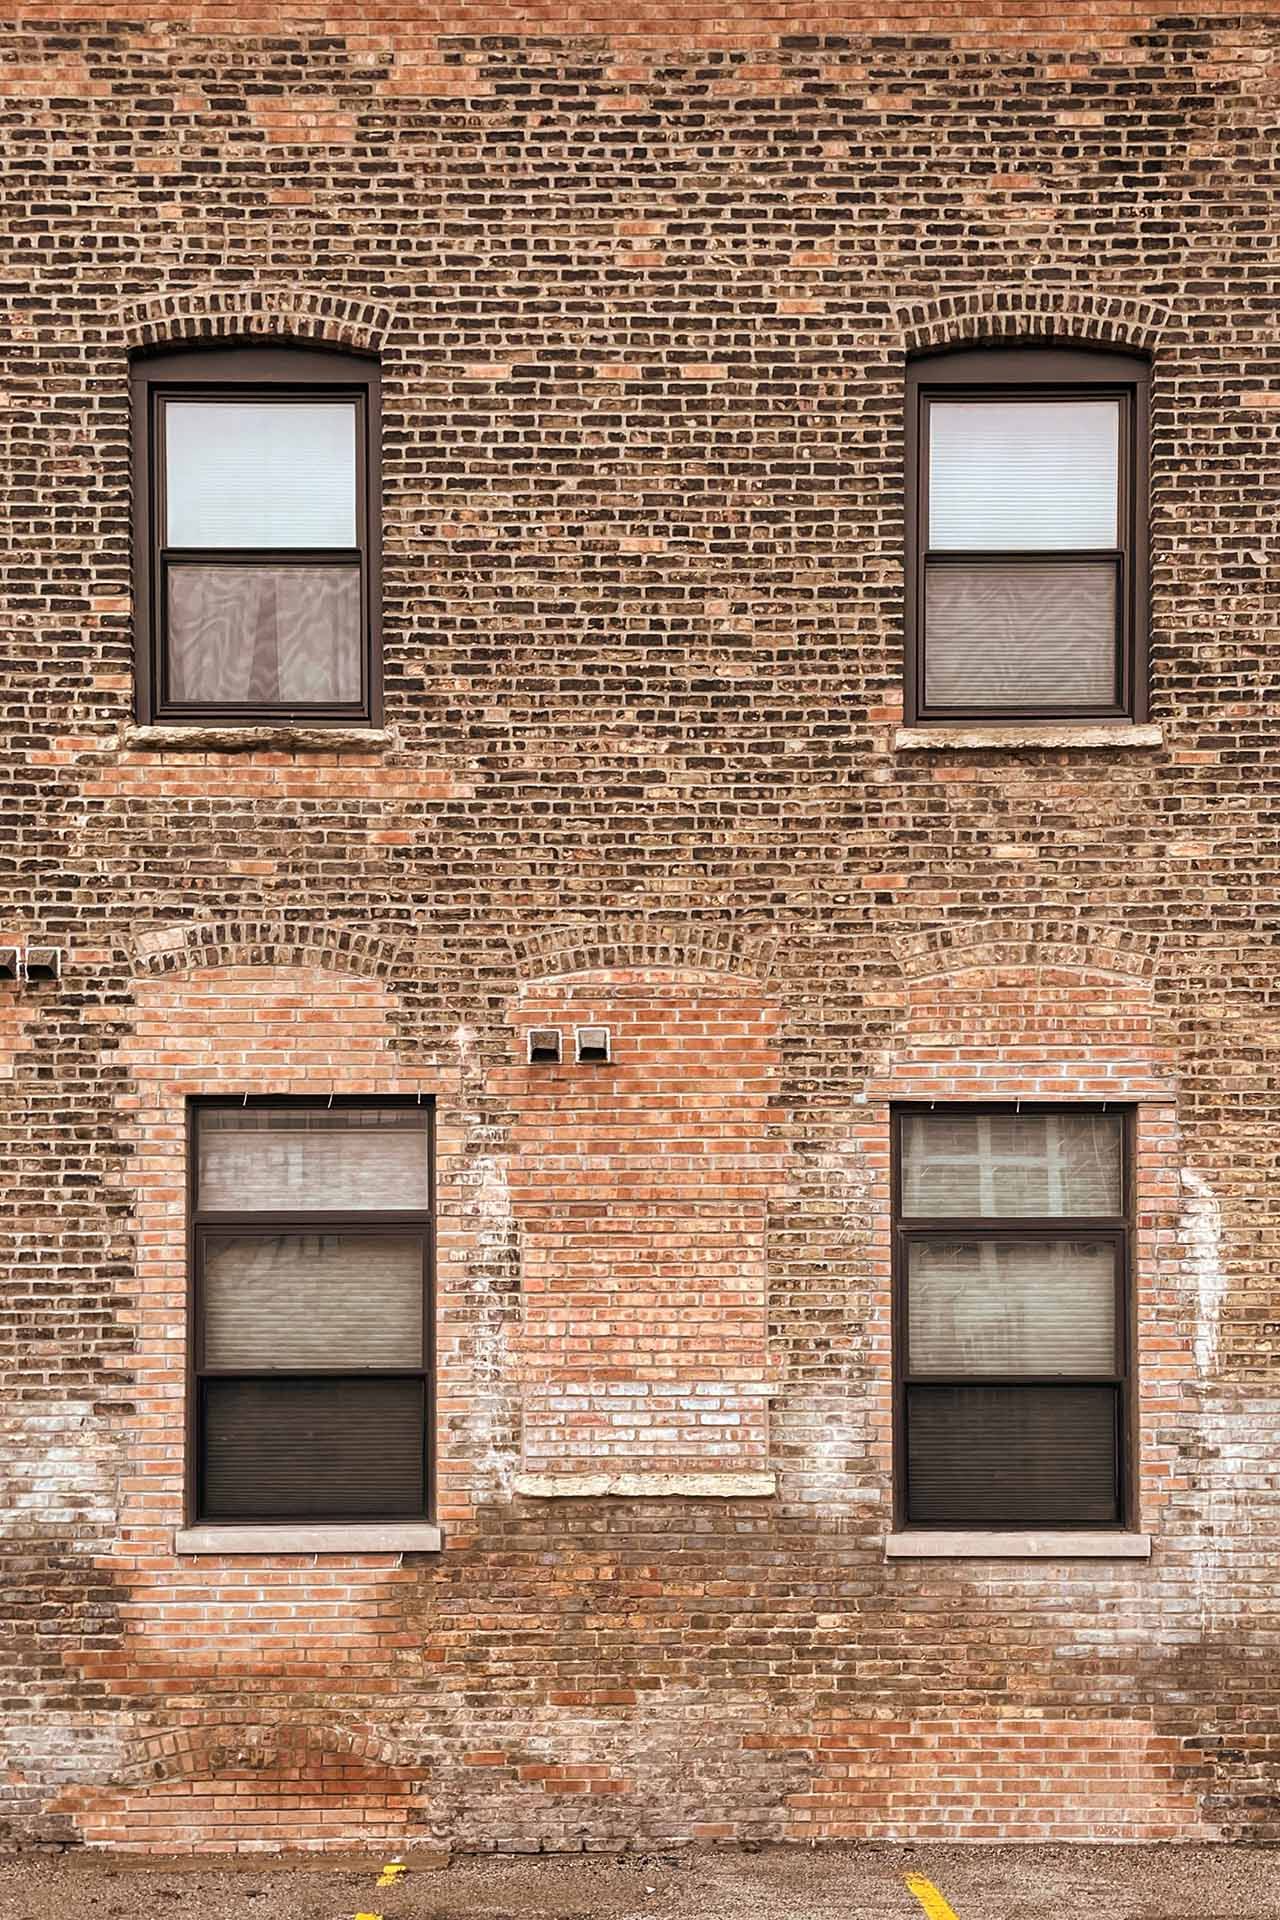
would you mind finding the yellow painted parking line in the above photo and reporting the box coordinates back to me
[905,1872,963,1920]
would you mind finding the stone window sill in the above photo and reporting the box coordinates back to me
[513,1471,777,1499]
[118,723,395,754]
[885,1529,1151,1561]
[175,1524,442,1555]
[894,722,1164,752]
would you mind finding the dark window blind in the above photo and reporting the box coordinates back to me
[906,1385,1120,1528]
[201,1378,425,1521]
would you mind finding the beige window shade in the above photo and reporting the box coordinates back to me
[201,1232,424,1370]
[906,1237,1117,1377]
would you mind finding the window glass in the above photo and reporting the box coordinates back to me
[201,1231,424,1369]
[928,398,1119,551]
[923,560,1117,710]
[198,1107,430,1213]
[164,399,357,548]
[900,1109,1123,1218]
[166,564,361,706]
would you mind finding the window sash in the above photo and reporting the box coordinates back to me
[158,551,367,716]
[899,1228,1127,1386]
[924,393,1122,552]
[921,552,1124,714]
[133,355,379,726]
[160,395,360,550]
[892,1108,1132,1531]
[905,367,1146,724]
[189,1100,433,1526]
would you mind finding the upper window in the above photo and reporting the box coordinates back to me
[894,1106,1131,1530]
[190,1100,432,1524]
[132,343,380,725]
[905,346,1149,723]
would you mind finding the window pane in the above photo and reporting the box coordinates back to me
[164,399,358,548]
[202,1232,424,1370]
[166,563,361,707]
[928,398,1119,551]
[901,1111,1122,1218]
[201,1378,425,1520]
[906,1384,1119,1527]
[906,1238,1117,1377]
[924,559,1117,710]
[197,1108,430,1213]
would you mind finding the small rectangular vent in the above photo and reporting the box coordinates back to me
[527,1027,563,1065]
[23,947,61,982]
[575,1025,612,1065]
[0,947,18,981]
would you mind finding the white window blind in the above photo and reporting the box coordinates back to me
[928,398,1120,551]
[165,399,358,548]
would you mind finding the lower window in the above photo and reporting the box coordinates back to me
[190,1099,433,1524]
[894,1105,1130,1529]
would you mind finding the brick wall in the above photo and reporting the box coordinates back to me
[2,0,1280,1854]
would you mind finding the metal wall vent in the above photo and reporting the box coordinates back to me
[575,1026,612,1064]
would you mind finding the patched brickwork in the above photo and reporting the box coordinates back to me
[507,967,784,1476]
[2,0,1279,1859]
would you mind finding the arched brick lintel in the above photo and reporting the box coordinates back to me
[117,286,392,355]
[897,286,1174,357]
[510,919,779,988]
[130,918,409,982]
[120,1719,407,1787]
[890,922,1163,988]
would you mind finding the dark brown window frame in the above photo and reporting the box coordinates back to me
[891,1103,1135,1531]
[904,344,1150,725]
[186,1096,435,1527]
[132,341,382,726]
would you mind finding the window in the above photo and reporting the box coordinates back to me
[893,1107,1130,1529]
[132,343,380,724]
[189,1100,432,1523]
[905,346,1149,723]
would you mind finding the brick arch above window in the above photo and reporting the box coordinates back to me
[128,916,414,982]
[508,917,780,989]
[888,920,1164,987]
[119,1718,409,1789]
[115,286,393,355]
[895,286,1174,358]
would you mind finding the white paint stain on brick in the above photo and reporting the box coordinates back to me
[465,1151,517,1496]
[0,1400,117,1535]
[1181,1167,1226,1382]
